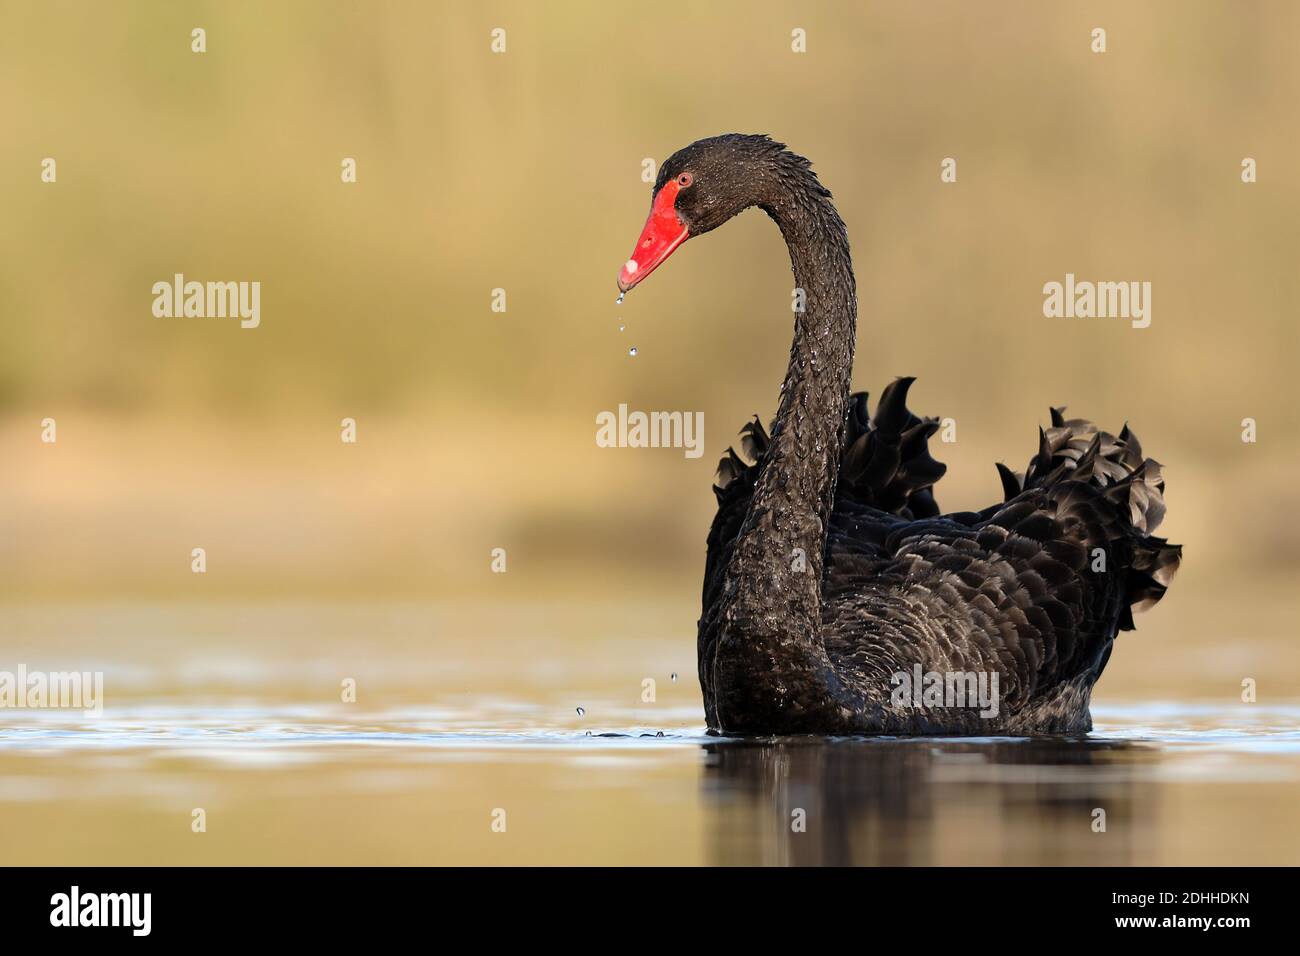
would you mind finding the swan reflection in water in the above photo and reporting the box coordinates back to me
[699,736,1157,866]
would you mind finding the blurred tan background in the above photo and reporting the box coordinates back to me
[2,1,1298,698]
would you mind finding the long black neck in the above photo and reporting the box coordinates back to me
[707,168,857,730]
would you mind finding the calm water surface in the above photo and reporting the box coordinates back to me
[1,604,1297,865]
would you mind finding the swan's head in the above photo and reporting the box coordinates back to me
[617,134,794,293]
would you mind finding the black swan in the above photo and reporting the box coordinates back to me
[616,134,1181,736]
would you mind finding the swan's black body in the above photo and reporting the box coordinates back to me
[622,134,1180,736]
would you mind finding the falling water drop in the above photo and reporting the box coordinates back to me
[576,706,585,717]
[628,346,638,357]
[615,292,626,305]
[671,672,678,682]
[618,324,625,332]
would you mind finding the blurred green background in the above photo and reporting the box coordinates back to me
[2,0,1297,640]
[2,1,1299,867]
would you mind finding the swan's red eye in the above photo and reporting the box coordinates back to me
[677,172,693,187]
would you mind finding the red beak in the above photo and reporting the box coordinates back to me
[617,180,689,293]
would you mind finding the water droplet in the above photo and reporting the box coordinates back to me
[615,292,626,305]
[671,672,678,682]
[576,706,585,717]
[618,324,625,332]
[585,730,592,736]
[628,346,637,357]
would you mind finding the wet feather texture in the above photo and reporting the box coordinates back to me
[643,135,1180,735]
[707,383,1181,734]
